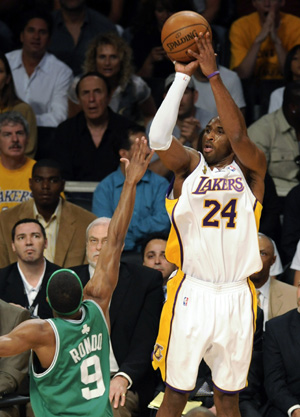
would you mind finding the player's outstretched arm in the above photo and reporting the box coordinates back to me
[188,33,266,196]
[149,64,200,176]
[83,138,154,316]
[0,319,54,359]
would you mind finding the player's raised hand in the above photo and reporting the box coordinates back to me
[187,32,218,78]
[120,137,154,185]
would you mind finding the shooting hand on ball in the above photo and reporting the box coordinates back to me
[187,32,218,78]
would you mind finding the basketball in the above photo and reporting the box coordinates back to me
[161,10,212,63]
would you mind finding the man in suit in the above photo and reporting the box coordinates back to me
[0,159,97,268]
[71,217,164,417]
[0,300,31,417]
[263,283,300,417]
[250,233,297,329]
[0,218,60,319]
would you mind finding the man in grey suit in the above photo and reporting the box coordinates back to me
[250,233,297,329]
[0,300,30,417]
[0,159,96,268]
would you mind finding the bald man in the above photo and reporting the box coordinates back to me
[250,233,297,328]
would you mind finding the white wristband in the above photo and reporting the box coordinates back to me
[149,72,191,151]
[288,404,300,417]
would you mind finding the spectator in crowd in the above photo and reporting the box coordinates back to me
[148,74,213,178]
[129,0,195,79]
[268,44,300,112]
[0,300,30,417]
[71,217,164,417]
[259,172,282,252]
[142,232,177,293]
[229,0,300,81]
[6,9,73,128]
[92,125,170,253]
[0,218,60,319]
[0,52,37,158]
[290,240,300,287]
[69,32,157,125]
[48,0,116,76]
[281,183,300,266]
[0,111,35,211]
[0,20,15,53]
[160,73,213,148]
[235,0,300,20]
[263,282,300,417]
[0,138,154,417]
[52,72,138,181]
[191,54,246,118]
[0,159,97,269]
[250,233,297,329]
[128,0,196,105]
[248,81,300,197]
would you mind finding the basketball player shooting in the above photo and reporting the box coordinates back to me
[0,138,153,417]
[149,32,267,417]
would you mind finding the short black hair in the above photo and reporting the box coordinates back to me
[119,124,145,150]
[20,8,53,36]
[11,218,46,241]
[141,232,170,259]
[284,44,300,82]
[47,270,83,316]
[75,72,111,97]
[32,159,63,177]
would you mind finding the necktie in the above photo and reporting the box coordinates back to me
[256,290,261,307]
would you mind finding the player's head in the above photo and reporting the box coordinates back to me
[201,116,233,166]
[46,269,83,317]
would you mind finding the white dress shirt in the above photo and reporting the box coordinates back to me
[6,49,73,127]
[256,277,271,330]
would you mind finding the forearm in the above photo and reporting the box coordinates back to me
[234,41,261,79]
[107,179,137,249]
[149,72,190,150]
[209,74,247,141]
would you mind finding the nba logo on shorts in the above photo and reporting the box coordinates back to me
[183,297,189,306]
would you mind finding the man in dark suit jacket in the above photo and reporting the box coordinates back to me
[71,217,164,417]
[263,284,300,417]
[0,219,60,319]
[0,300,31,395]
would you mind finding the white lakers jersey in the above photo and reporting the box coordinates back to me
[165,154,262,283]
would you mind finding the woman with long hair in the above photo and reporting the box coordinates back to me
[268,44,300,113]
[0,51,37,158]
[69,32,157,126]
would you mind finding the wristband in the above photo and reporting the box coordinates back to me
[207,71,220,79]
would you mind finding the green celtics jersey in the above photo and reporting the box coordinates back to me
[30,300,113,417]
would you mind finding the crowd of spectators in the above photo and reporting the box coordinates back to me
[1,0,300,416]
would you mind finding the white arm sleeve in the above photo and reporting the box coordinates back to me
[149,72,191,151]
